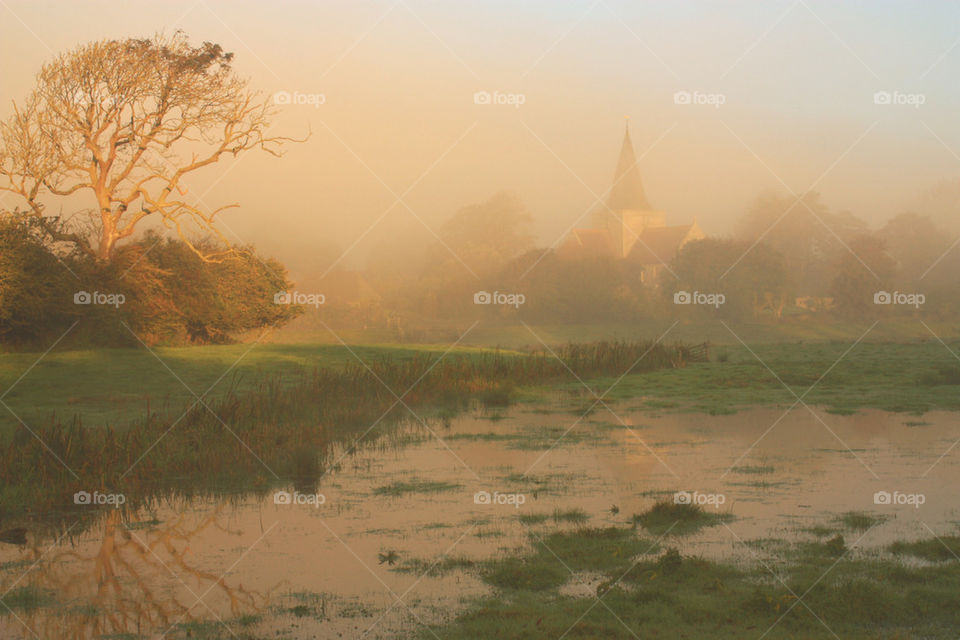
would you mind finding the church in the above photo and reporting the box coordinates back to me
[559,122,704,283]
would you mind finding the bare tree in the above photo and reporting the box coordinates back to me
[0,32,298,262]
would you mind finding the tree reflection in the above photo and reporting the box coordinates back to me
[0,506,271,639]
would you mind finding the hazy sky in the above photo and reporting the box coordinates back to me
[2,1,959,275]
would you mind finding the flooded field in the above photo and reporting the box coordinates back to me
[2,401,958,639]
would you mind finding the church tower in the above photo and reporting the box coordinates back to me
[592,121,666,257]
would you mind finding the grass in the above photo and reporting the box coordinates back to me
[426,524,960,639]
[889,536,960,562]
[280,316,959,349]
[372,478,463,497]
[836,511,887,532]
[518,508,590,526]
[393,555,478,576]
[593,340,960,414]
[0,339,692,434]
[484,527,661,591]
[631,500,734,536]
[0,339,690,527]
[0,342,500,432]
[732,464,775,474]
[7,335,960,438]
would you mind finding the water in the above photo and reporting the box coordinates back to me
[1,404,958,638]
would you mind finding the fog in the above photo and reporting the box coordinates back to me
[1,0,959,281]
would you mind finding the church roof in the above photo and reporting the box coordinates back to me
[628,224,699,265]
[607,122,652,212]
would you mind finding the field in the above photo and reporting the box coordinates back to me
[2,318,959,432]
[0,342,521,432]
[3,329,960,639]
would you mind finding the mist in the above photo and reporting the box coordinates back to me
[3,0,959,283]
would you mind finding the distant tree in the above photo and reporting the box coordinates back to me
[736,191,867,296]
[876,213,951,283]
[0,32,297,262]
[830,235,896,318]
[505,250,647,323]
[416,192,533,317]
[668,238,792,320]
[426,191,533,279]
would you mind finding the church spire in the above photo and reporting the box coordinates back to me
[607,120,652,211]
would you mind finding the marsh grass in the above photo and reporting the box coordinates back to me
[599,340,960,415]
[889,536,960,562]
[732,464,775,474]
[484,527,660,592]
[394,556,477,576]
[518,508,589,526]
[836,511,887,532]
[372,478,462,497]
[429,526,960,639]
[507,425,603,450]
[919,365,960,386]
[631,500,734,536]
[0,339,689,532]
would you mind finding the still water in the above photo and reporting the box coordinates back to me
[1,404,957,638]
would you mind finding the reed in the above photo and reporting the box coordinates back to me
[0,339,692,533]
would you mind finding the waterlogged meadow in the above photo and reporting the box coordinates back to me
[2,340,960,638]
[0,340,693,524]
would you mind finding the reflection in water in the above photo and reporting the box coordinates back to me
[0,507,270,639]
[2,406,959,638]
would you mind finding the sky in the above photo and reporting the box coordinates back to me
[1,0,959,276]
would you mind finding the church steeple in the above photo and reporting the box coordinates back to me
[607,120,652,211]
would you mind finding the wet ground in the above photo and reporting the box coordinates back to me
[1,401,958,638]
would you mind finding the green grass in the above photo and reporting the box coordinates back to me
[372,478,463,497]
[732,464,775,474]
[280,317,958,349]
[6,334,960,437]
[426,525,960,639]
[484,527,661,591]
[393,555,478,576]
[889,536,960,562]
[518,508,590,526]
[0,339,686,527]
[836,511,887,532]
[0,342,510,432]
[594,340,960,414]
[631,500,734,536]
